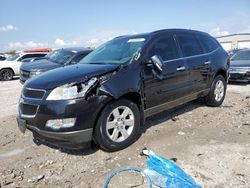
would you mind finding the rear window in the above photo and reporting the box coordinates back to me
[199,36,219,52]
[177,34,203,57]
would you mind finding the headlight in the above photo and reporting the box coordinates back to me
[30,71,42,78]
[46,77,98,100]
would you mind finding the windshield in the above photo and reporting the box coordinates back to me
[46,49,75,64]
[6,54,20,61]
[231,50,250,61]
[80,37,147,64]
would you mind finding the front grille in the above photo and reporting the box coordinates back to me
[23,88,45,99]
[21,103,38,116]
[230,67,249,73]
[20,70,30,78]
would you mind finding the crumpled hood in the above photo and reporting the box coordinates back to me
[230,60,250,67]
[25,63,119,89]
[20,59,61,72]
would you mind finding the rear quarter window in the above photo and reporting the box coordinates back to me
[199,36,219,53]
[177,34,203,57]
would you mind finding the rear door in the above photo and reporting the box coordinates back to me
[175,33,209,92]
[197,35,221,87]
[143,33,189,109]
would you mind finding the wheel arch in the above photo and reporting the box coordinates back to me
[93,92,144,136]
[0,67,15,74]
[214,68,227,81]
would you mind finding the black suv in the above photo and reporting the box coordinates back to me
[17,29,229,151]
[19,47,92,83]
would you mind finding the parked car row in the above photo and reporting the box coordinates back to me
[17,29,230,152]
[0,50,50,81]
[20,47,92,83]
[0,48,92,82]
[229,49,250,82]
[1,43,249,84]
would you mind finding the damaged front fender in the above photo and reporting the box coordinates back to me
[98,63,143,99]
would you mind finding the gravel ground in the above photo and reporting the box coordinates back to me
[0,80,249,188]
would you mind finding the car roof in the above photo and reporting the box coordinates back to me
[151,28,210,36]
[114,28,211,40]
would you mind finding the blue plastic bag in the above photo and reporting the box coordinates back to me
[143,149,202,188]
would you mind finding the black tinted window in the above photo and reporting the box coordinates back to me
[71,53,88,64]
[199,36,219,52]
[34,54,47,57]
[148,36,179,61]
[177,34,203,57]
[20,54,46,60]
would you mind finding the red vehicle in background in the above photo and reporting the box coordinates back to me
[23,48,52,53]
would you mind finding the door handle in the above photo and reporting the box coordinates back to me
[176,66,186,71]
[204,61,211,65]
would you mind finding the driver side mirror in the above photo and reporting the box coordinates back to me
[150,55,163,72]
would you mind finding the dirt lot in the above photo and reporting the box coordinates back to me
[0,79,249,188]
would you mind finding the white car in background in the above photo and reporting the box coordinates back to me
[0,51,49,81]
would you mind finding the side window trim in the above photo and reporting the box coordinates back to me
[173,34,184,58]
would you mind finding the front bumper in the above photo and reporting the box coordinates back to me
[17,90,112,149]
[229,72,250,82]
[19,69,30,84]
[17,116,93,149]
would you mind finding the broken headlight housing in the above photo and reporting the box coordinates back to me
[46,77,98,100]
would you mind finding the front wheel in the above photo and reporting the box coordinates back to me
[205,75,226,107]
[0,69,14,81]
[94,99,140,152]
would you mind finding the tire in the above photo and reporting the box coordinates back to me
[0,69,14,81]
[205,75,226,107]
[94,99,140,152]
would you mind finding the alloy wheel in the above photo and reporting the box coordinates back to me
[1,69,12,80]
[106,106,135,143]
[214,80,224,102]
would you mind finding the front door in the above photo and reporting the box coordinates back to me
[143,34,190,109]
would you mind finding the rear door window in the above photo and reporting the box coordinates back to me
[177,34,203,57]
[148,36,179,61]
[199,36,219,53]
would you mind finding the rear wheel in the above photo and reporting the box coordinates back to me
[0,69,14,81]
[205,75,226,107]
[94,99,140,152]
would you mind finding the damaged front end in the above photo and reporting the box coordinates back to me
[46,77,100,101]
[17,68,122,149]
[44,65,121,101]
